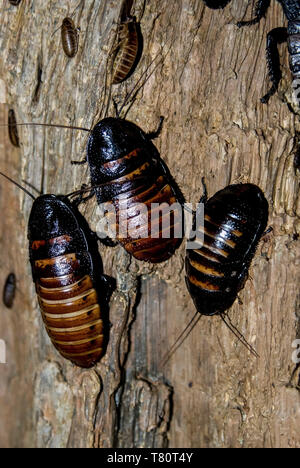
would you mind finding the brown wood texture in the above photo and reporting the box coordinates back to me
[0,0,299,448]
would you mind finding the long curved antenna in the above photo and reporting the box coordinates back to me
[220,313,259,358]
[0,171,36,200]
[1,122,91,132]
[160,312,202,368]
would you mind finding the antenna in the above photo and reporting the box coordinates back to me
[0,171,36,201]
[220,313,259,358]
[160,312,202,368]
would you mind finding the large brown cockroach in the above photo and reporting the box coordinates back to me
[8,109,20,148]
[61,17,79,58]
[0,172,114,368]
[73,117,184,263]
[3,273,16,309]
[163,183,269,364]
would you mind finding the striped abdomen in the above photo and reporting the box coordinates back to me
[186,184,268,316]
[102,148,182,263]
[28,195,106,368]
[288,17,300,80]
[112,19,139,84]
[61,17,78,58]
[33,245,104,368]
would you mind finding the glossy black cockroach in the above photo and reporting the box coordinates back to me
[112,0,143,84]
[3,273,16,309]
[0,172,114,368]
[9,0,21,5]
[72,117,184,263]
[237,0,300,103]
[8,109,20,148]
[162,182,269,364]
[203,0,231,8]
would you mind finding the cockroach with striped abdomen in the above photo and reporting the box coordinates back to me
[237,0,300,104]
[8,109,20,148]
[162,182,269,364]
[72,117,184,263]
[0,172,114,368]
[3,273,16,309]
[112,0,143,84]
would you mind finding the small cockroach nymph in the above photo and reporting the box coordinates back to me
[237,0,300,104]
[73,117,184,263]
[8,109,20,148]
[61,17,79,58]
[162,182,269,365]
[3,273,16,309]
[0,172,114,368]
[111,0,143,84]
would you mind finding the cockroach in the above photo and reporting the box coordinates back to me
[237,0,300,103]
[112,16,142,84]
[0,172,114,368]
[61,17,79,58]
[162,183,268,364]
[3,273,16,309]
[111,0,143,84]
[203,0,231,8]
[73,117,184,263]
[8,109,20,148]
[9,0,21,5]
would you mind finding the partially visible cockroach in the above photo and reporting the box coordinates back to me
[237,0,300,103]
[0,172,114,368]
[8,109,20,147]
[162,182,269,364]
[202,0,231,8]
[9,0,21,5]
[112,0,143,84]
[3,273,16,309]
[61,17,79,58]
[72,117,184,263]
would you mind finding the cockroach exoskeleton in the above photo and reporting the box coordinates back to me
[3,273,16,309]
[61,17,79,58]
[162,182,269,364]
[237,0,300,104]
[73,117,184,263]
[8,0,22,5]
[0,172,115,368]
[8,109,20,148]
[112,0,143,84]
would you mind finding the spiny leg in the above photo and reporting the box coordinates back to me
[237,0,271,28]
[261,27,288,103]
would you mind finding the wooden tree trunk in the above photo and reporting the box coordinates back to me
[0,0,299,448]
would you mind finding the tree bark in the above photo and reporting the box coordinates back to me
[0,0,299,448]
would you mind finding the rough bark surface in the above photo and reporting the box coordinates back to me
[0,0,299,448]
